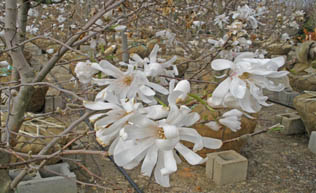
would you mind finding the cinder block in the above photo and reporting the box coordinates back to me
[264,90,300,108]
[308,132,316,154]
[275,112,305,135]
[9,163,77,193]
[206,150,248,185]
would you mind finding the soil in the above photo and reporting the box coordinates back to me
[71,104,316,193]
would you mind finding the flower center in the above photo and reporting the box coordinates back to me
[239,72,250,80]
[122,75,133,86]
[157,127,166,139]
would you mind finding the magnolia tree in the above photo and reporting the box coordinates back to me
[0,0,308,190]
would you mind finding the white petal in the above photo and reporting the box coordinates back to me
[211,59,233,70]
[143,105,169,120]
[222,109,243,118]
[147,82,169,95]
[205,121,222,131]
[160,150,177,175]
[91,78,113,86]
[149,44,159,63]
[210,78,231,106]
[179,127,203,151]
[141,145,158,176]
[219,117,241,132]
[162,124,179,139]
[168,90,183,106]
[270,56,285,68]
[202,137,223,149]
[230,77,246,99]
[139,85,155,96]
[92,60,123,78]
[235,52,256,62]
[238,89,261,113]
[83,101,118,110]
[180,111,200,127]
[174,80,190,100]
[155,138,178,151]
[154,151,170,187]
[175,143,205,165]
[114,138,153,166]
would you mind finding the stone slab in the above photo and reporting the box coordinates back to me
[9,163,77,193]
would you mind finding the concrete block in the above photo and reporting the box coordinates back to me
[44,96,65,112]
[275,112,305,135]
[308,131,316,154]
[206,150,248,185]
[264,89,300,108]
[9,163,77,193]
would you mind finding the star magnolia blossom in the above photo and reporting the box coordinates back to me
[90,60,168,104]
[74,61,99,84]
[214,13,229,29]
[84,95,142,149]
[112,103,222,187]
[231,4,259,29]
[142,79,191,120]
[206,109,243,132]
[207,52,289,113]
[127,44,178,84]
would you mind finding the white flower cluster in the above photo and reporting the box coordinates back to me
[75,44,223,187]
[207,52,289,113]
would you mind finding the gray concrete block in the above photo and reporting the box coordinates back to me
[44,96,65,112]
[308,131,316,154]
[264,89,300,108]
[206,150,248,185]
[275,112,305,135]
[9,163,77,193]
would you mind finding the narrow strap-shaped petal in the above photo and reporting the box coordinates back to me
[175,143,205,165]
[141,145,158,176]
[211,59,233,71]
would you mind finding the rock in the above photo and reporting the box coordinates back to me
[293,93,316,135]
[265,43,292,56]
[183,104,257,158]
[289,73,316,92]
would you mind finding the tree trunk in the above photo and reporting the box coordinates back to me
[4,0,35,145]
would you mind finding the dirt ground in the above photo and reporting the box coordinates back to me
[69,103,316,193]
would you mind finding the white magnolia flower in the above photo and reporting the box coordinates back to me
[26,25,39,35]
[208,52,289,113]
[84,95,142,147]
[57,15,66,23]
[214,13,229,28]
[206,109,243,132]
[91,60,168,103]
[74,61,99,84]
[155,30,176,46]
[227,20,244,35]
[113,105,222,187]
[231,4,259,29]
[141,80,191,120]
[28,9,39,17]
[208,34,229,49]
[127,44,178,84]
[192,21,205,28]
[281,33,290,42]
